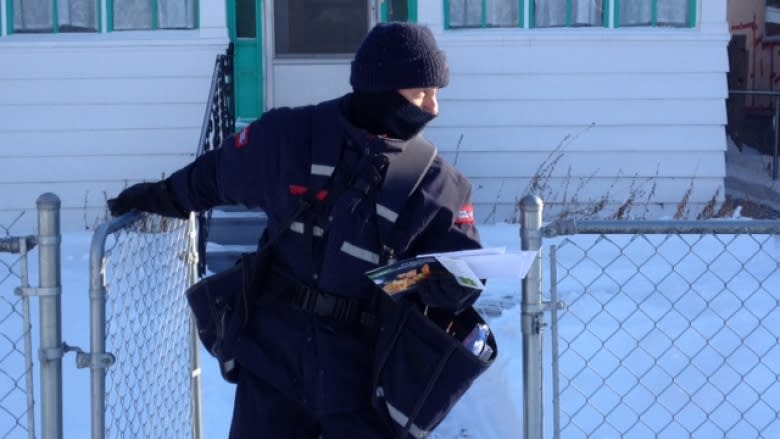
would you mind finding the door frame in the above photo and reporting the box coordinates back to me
[227,0,265,123]
[228,0,418,119]
[262,0,382,109]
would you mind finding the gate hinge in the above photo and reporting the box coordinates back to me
[15,286,61,297]
[41,342,116,369]
[543,300,566,312]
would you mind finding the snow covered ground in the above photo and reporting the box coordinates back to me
[3,218,778,438]
[725,137,780,216]
[1,140,779,437]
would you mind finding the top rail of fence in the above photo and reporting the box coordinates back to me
[542,218,780,238]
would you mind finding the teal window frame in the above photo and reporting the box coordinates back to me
[443,0,697,30]
[5,0,102,34]
[444,0,525,29]
[106,0,200,31]
[381,0,417,22]
[529,0,609,28]
[614,0,696,28]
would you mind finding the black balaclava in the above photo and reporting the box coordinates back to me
[348,22,449,140]
[349,90,435,140]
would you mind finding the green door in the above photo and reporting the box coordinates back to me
[228,0,417,123]
[229,0,264,124]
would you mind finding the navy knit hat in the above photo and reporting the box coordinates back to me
[350,22,449,92]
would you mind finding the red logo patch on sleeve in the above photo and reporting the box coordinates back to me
[235,125,251,149]
[455,204,475,225]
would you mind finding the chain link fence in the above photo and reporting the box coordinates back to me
[89,212,201,438]
[0,213,36,439]
[541,218,780,438]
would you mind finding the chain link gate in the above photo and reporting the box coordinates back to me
[88,213,201,438]
[0,218,37,439]
[535,211,780,438]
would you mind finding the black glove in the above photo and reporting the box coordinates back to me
[413,274,482,314]
[107,180,189,219]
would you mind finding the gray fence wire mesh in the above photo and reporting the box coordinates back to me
[0,213,36,439]
[549,223,780,438]
[92,213,199,438]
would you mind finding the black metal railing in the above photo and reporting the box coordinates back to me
[195,44,236,274]
[727,89,780,181]
[197,43,236,157]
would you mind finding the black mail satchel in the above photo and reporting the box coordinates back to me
[185,235,271,383]
[368,135,498,438]
[371,293,497,438]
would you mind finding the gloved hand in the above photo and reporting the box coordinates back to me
[413,274,482,314]
[107,180,189,219]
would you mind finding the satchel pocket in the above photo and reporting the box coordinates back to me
[372,296,497,438]
[185,253,256,383]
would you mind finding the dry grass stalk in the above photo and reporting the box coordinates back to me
[674,180,695,220]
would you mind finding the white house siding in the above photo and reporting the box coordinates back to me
[420,0,731,223]
[0,1,228,233]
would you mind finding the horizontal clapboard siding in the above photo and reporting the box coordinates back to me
[424,19,730,222]
[425,125,727,152]
[0,103,206,131]
[469,177,725,205]
[444,40,727,74]
[0,43,221,79]
[1,2,730,231]
[440,151,725,178]
[2,77,212,105]
[434,99,726,127]
[0,36,227,232]
[0,128,203,156]
[0,156,192,183]
[445,73,728,101]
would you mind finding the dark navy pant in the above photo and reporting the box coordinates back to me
[228,368,391,438]
[228,299,393,438]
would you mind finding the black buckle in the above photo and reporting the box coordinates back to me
[271,270,375,325]
[311,292,337,317]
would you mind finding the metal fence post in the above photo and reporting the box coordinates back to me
[774,96,779,180]
[37,193,63,439]
[520,195,545,439]
[188,215,204,439]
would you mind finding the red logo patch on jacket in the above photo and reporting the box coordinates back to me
[235,125,251,149]
[289,184,329,201]
[455,204,475,225]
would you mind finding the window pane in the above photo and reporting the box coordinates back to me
[236,0,256,37]
[536,0,603,27]
[487,0,519,27]
[14,0,53,32]
[58,0,97,31]
[275,0,368,55]
[114,0,152,30]
[449,0,482,28]
[573,0,602,26]
[619,0,651,26]
[535,0,567,27]
[656,0,689,26]
[159,0,195,29]
[768,0,780,37]
[387,0,409,22]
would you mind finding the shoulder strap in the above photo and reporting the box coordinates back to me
[375,136,437,264]
[309,98,344,190]
[306,98,437,266]
[256,99,344,257]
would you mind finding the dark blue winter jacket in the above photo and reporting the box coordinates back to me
[167,95,480,297]
[165,94,482,413]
